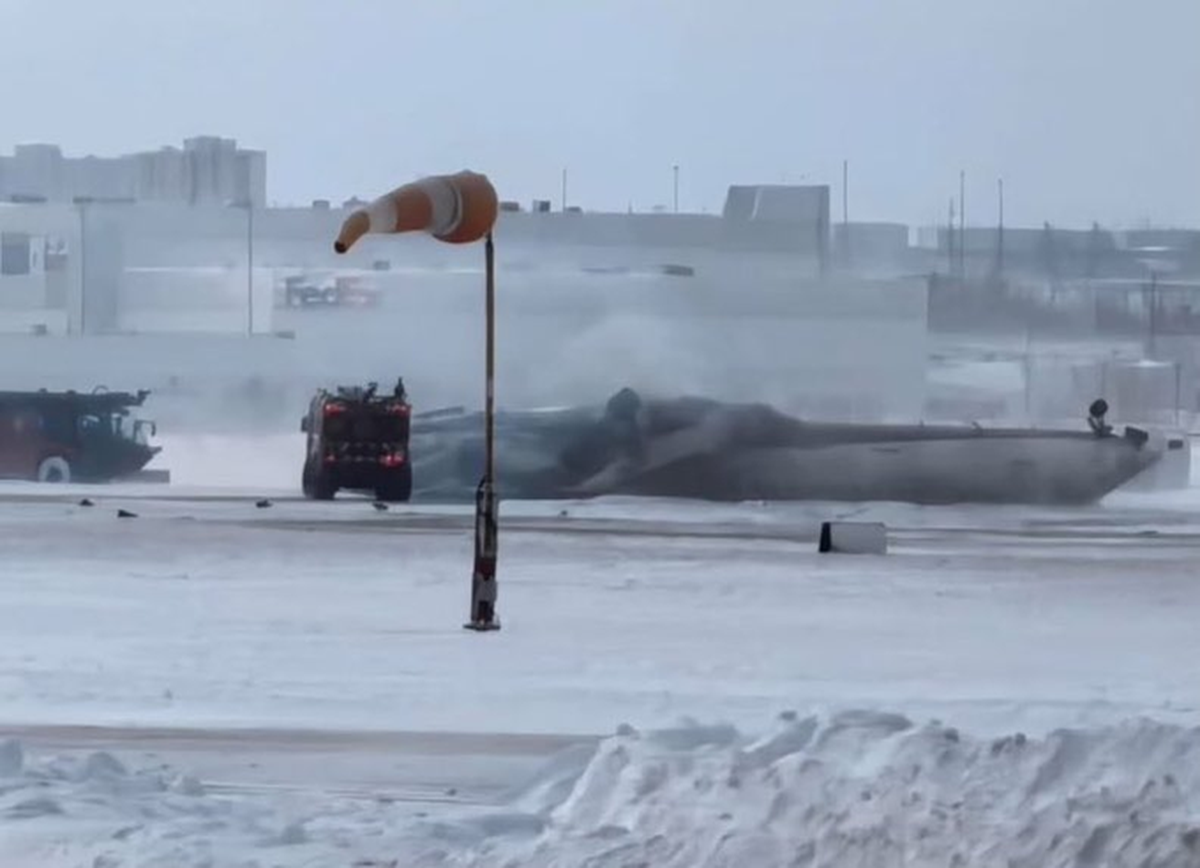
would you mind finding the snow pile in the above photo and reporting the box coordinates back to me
[456,710,1200,868]
[6,713,1200,867]
[0,739,330,868]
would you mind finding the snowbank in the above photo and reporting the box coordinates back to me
[0,736,401,868]
[5,712,1200,867]
[461,710,1200,867]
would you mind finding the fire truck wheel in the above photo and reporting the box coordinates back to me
[302,461,336,500]
[37,456,72,484]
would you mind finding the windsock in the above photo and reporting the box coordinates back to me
[334,170,498,253]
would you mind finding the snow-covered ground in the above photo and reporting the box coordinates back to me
[2,461,1200,865]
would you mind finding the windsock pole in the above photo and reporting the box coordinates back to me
[332,171,501,631]
[466,231,500,631]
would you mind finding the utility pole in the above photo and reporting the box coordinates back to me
[561,167,568,212]
[672,164,679,213]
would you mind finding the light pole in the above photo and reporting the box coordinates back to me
[230,199,254,335]
[672,164,679,213]
[334,171,501,631]
[73,196,93,336]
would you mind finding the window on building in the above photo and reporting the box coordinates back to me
[1,232,31,276]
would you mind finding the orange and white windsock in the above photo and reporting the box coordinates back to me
[334,170,498,254]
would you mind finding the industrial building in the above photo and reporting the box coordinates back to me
[0,137,266,207]
[1,136,1197,346]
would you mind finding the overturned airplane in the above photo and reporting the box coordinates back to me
[409,390,1165,506]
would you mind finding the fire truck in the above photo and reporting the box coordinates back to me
[300,379,412,502]
[0,388,160,483]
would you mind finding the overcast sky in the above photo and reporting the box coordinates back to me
[4,0,1198,229]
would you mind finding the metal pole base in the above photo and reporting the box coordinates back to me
[464,475,500,632]
[464,619,501,633]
